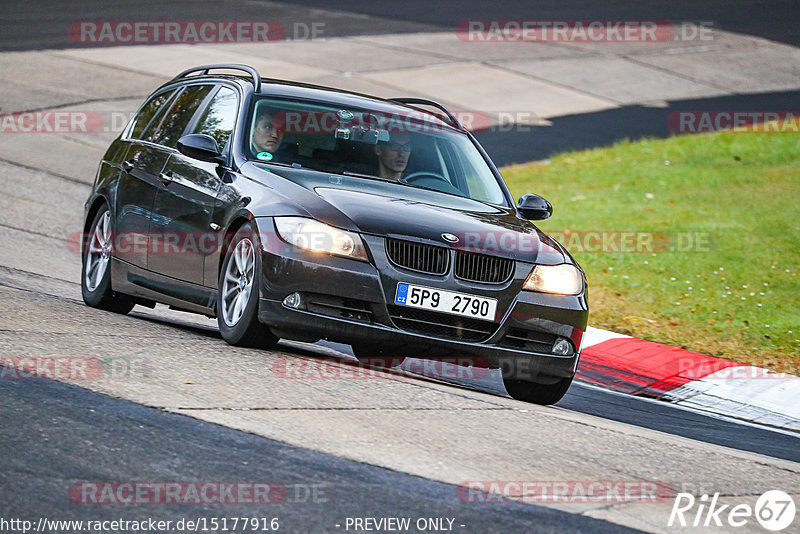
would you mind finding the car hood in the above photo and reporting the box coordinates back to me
[245,163,569,264]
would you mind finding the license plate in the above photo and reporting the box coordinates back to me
[394,283,497,321]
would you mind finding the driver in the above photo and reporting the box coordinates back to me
[374,132,412,180]
[251,110,285,156]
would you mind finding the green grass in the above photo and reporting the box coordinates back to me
[501,125,800,373]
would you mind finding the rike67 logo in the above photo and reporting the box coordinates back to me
[669,490,795,531]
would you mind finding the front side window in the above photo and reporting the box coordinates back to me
[193,87,238,149]
[148,85,213,148]
[246,98,507,205]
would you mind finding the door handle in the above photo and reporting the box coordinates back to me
[122,160,135,173]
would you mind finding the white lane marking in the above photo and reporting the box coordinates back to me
[574,381,800,438]
[580,326,630,349]
[664,365,800,431]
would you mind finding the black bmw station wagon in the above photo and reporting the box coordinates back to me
[82,64,588,404]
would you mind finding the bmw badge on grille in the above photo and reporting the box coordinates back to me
[441,233,459,243]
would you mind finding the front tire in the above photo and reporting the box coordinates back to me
[81,205,134,314]
[503,374,574,405]
[216,222,278,349]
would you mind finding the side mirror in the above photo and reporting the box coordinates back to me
[517,194,552,220]
[177,134,223,163]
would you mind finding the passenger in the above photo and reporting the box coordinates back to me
[374,132,412,180]
[251,110,285,156]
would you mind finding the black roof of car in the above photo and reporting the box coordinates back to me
[166,64,466,132]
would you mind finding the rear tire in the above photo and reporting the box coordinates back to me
[81,205,135,314]
[217,222,278,349]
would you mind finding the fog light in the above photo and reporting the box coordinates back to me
[283,292,302,309]
[552,338,573,356]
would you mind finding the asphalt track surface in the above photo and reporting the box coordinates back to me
[1,2,799,533]
[289,0,800,47]
[475,88,800,166]
[3,0,799,50]
[1,373,642,534]
[0,265,797,531]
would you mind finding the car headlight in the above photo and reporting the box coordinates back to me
[523,264,583,295]
[274,217,367,261]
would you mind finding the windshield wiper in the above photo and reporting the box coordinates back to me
[342,171,384,180]
[255,161,301,169]
[396,180,467,198]
[344,171,466,197]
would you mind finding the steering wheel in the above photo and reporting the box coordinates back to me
[400,172,463,196]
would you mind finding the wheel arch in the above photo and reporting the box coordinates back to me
[217,215,253,281]
[84,195,110,235]
[83,195,112,262]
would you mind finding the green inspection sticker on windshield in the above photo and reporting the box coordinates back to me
[256,152,273,161]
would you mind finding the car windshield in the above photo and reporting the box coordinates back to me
[246,97,508,205]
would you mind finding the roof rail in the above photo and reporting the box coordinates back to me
[172,64,261,92]
[389,97,464,130]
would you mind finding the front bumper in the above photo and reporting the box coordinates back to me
[254,218,589,379]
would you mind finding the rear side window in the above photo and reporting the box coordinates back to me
[193,87,238,149]
[129,89,176,140]
[148,85,214,148]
